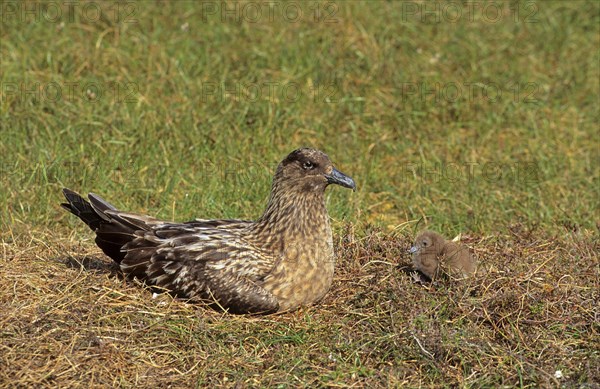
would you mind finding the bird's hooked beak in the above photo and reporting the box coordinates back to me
[409,245,419,254]
[325,168,356,191]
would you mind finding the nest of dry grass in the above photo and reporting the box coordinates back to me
[1,224,598,387]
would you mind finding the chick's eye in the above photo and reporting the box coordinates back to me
[302,161,315,170]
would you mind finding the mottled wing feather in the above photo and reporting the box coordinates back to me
[189,219,253,230]
[201,268,279,314]
[120,225,279,313]
[144,256,279,314]
[104,211,163,230]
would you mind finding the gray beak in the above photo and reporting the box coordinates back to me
[409,246,419,254]
[326,168,356,191]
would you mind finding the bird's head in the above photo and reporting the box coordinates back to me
[410,231,446,255]
[274,148,356,193]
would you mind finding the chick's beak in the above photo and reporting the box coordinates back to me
[326,168,356,191]
[409,246,419,254]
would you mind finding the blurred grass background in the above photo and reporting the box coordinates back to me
[1,0,598,236]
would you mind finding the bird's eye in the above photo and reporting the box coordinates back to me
[422,241,428,247]
[303,161,315,170]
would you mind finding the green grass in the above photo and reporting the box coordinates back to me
[1,0,597,234]
[1,0,598,387]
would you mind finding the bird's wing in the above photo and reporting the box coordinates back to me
[120,225,279,314]
[188,219,254,230]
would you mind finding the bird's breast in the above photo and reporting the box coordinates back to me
[262,227,334,311]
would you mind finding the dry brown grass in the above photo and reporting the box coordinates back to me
[1,224,598,387]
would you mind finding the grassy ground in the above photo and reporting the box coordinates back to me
[1,0,598,387]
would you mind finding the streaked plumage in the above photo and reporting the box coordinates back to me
[410,231,477,280]
[62,148,356,314]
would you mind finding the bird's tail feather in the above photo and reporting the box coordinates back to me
[61,188,154,263]
[61,188,111,231]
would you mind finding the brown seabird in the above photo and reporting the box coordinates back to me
[62,148,355,314]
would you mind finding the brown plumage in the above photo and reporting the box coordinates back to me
[410,231,476,280]
[62,148,356,314]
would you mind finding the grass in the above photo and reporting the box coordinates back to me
[1,0,598,387]
[2,227,598,387]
